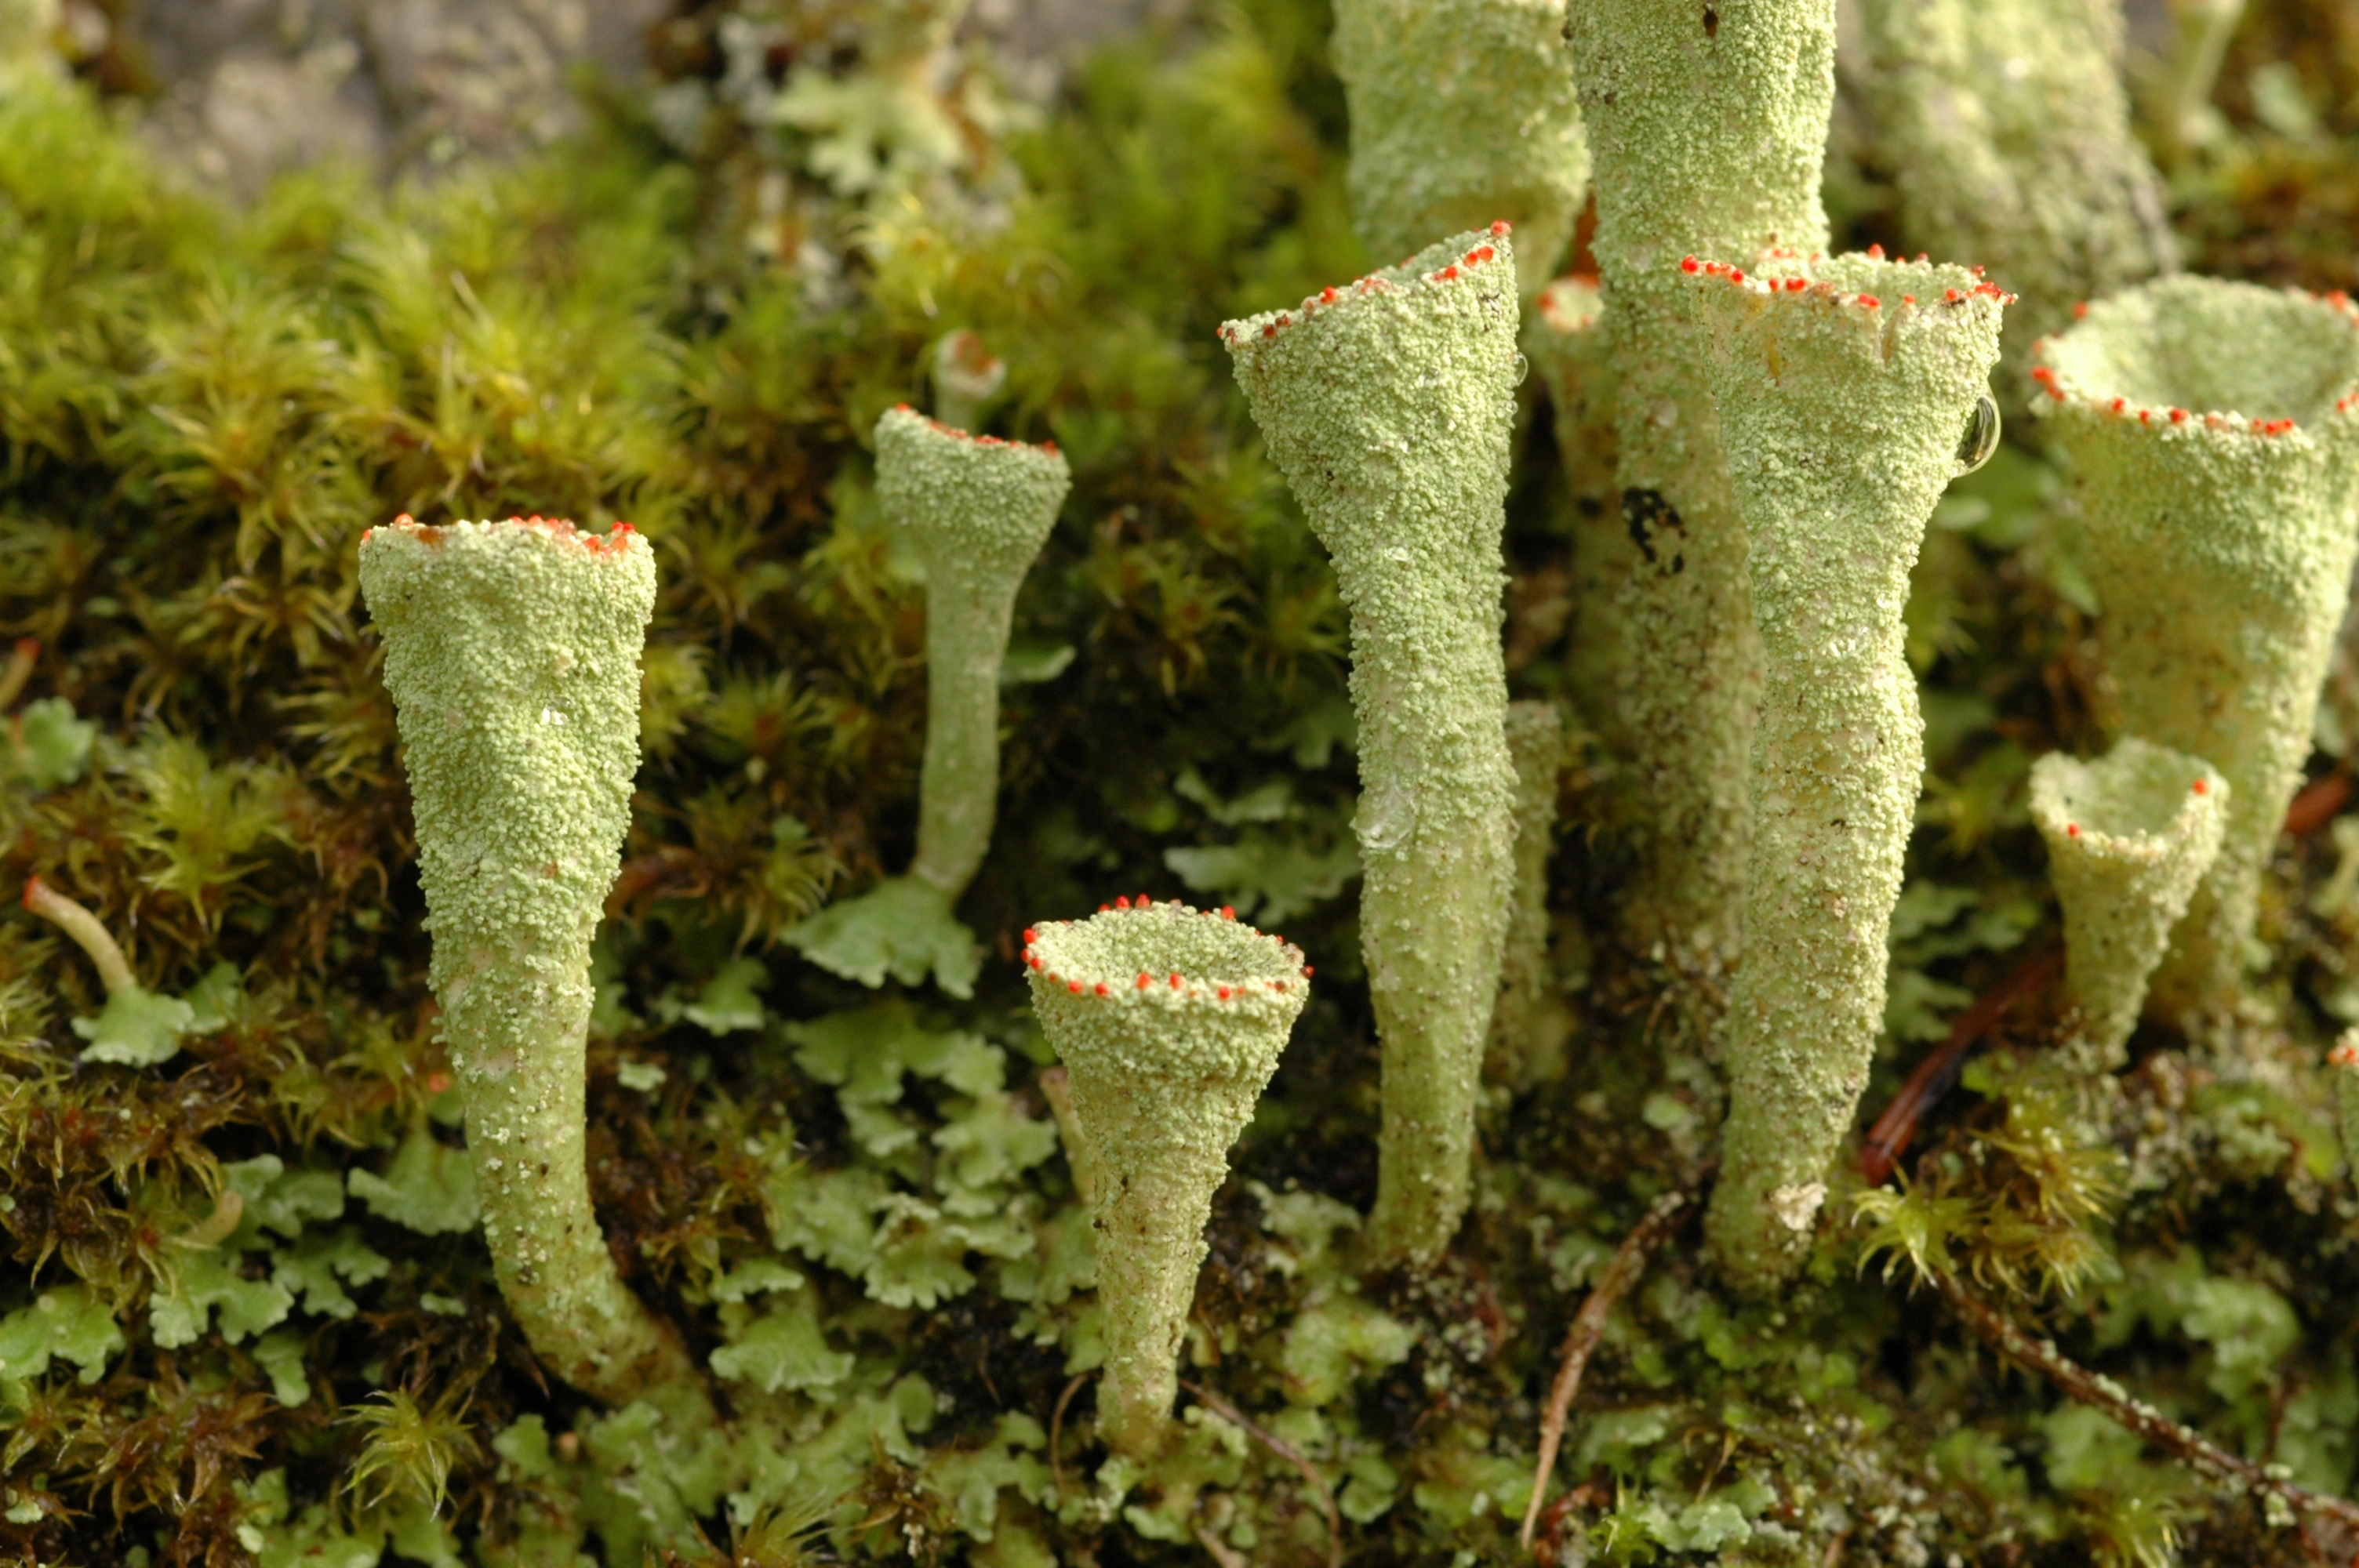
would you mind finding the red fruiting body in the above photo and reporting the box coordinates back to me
[1491,220,1510,235]
[1169,973,1183,989]
[1027,955,1044,970]
[1681,255,1701,274]
[1303,965,1315,978]
[1095,982,1110,996]
[2193,778,2208,795]
[1858,295,1880,310]
[1218,986,1231,1000]
[1023,927,1037,942]
[1138,973,1152,989]
[1069,979,1084,994]
[1945,289,1961,303]
[2169,408,2188,423]
[2111,397,2126,413]
[1901,295,1915,305]
[2066,823,2081,837]
[1220,906,1234,920]
[1729,268,1747,284]
[1866,243,1885,259]
[2073,301,2089,319]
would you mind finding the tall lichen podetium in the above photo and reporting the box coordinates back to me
[1023,899,1310,1457]
[1690,252,2008,1294]
[358,515,711,1423]
[2028,739,2227,1069]
[1855,0,2175,396]
[2032,278,2359,1018]
[1561,0,1837,960]
[1331,0,1588,293]
[786,406,1070,996]
[1487,701,1572,1091]
[1222,230,1521,1267]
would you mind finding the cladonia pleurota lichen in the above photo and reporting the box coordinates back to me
[1220,228,1521,1266]
[1022,898,1310,1457]
[1488,700,1571,1089]
[358,515,711,1421]
[1855,0,2175,389]
[786,406,1070,997]
[1561,0,1838,957]
[1690,251,2008,1294]
[2028,739,2228,1069]
[1330,0,1588,292]
[2032,278,2359,1016]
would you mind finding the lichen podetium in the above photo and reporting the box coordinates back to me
[1023,899,1310,1457]
[2033,279,2359,1018]
[1689,252,2007,1294]
[785,407,1070,996]
[2029,739,2227,1069]
[358,515,711,1421]
[1561,0,1837,960]
[1330,0,1588,292]
[1221,229,1521,1267]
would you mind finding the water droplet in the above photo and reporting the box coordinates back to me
[1954,394,2000,475]
[1354,777,1419,854]
[1511,352,1530,387]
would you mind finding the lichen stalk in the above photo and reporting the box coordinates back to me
[2032,279,2359,1016]
[1560,0,1839,957]
[2028,739,2228,1069]
[1488,701,1571,1089]
[1855,0,2174,392]
[2334,1033,2359,1184]
[1220,230,1521,1266]
[1692,252,2008,1294]
[1022,900,1310,1457]
[1331,0,1588,292]
[358,515,711,1421]
[784,408,1070,996]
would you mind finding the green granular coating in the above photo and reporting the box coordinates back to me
[1024,902,1309,1457]
[1561,0,1837,956]
[1331,0,1589,292]
[2335,1036,2359,1183]
[2029,739,2228,1069]
[875,405,1072,898]
[1221,228,1521,1266]
[1692,252,2007,1295]
[358,517,710,1420]
[2033,277,2359,1015]
[1856,0,2172,394]
[1488,701,1569,1087]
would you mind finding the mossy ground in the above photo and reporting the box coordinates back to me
[5,2,2359,1565]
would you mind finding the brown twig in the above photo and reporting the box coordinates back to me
[0,637,35,712]
[1858,947,2061,1185]
[1049,1371,1089,1508]
[2285,771,2353,838]
[1180,1379,1343,1568]
[1932,1271,2359,1534]
[1518,1177,1705,1550]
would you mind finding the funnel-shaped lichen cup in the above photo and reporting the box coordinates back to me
[1220,228,1520,1268]
[359,515,709,1421]
[786,407,1070,996]
[2033,278,2359,1017]
[1331,0,1587,291]
[1023,899,1310,1458]
[2030,739,2228,1068]
[1689,252,2008,1295]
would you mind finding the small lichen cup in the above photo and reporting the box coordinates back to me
[1688,250,2008,1295]
[2032,278,2359,1017]
[1023,899,1310,1458]
[2029,739,2229,1069]
[1331,0,1588,291]
[786,407,1070,996]
[358,515,711,1421]
[1221,227,1521,1267]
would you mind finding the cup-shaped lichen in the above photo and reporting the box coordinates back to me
[2031,278,2359,1015]
[358,516,710,1419]
[1561,0,1838,956]
[1331,0,1588,292]
[1220,229,1521,1265]
[1023,899,1310,1457]
[1690,252,2008,1294]
[1855,0,2173,389]
[786,407,1070,996]
[2029,739,2228,1069]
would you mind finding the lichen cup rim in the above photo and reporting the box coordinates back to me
[1023,898,1309,1019]
[2030,275,2359,432]
[1219,220,1514,346]
[2028,741,2226,862]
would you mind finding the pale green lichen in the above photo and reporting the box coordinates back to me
[786,407,1070,997]
[2028,739,2228,1068]
[1330,0,1589,292]
[21,876,196,1068]
[1692,252,2008,1294]
[1220,228,1521,1265]
[358,516,711,1421]
[1022,900,1310,1457]
[2334,1031,2359,1184]
[1488,700,1571,1090]
[1854,0,2174,387]
[2032,278,2359,1015]
[1561,0,1837,956]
